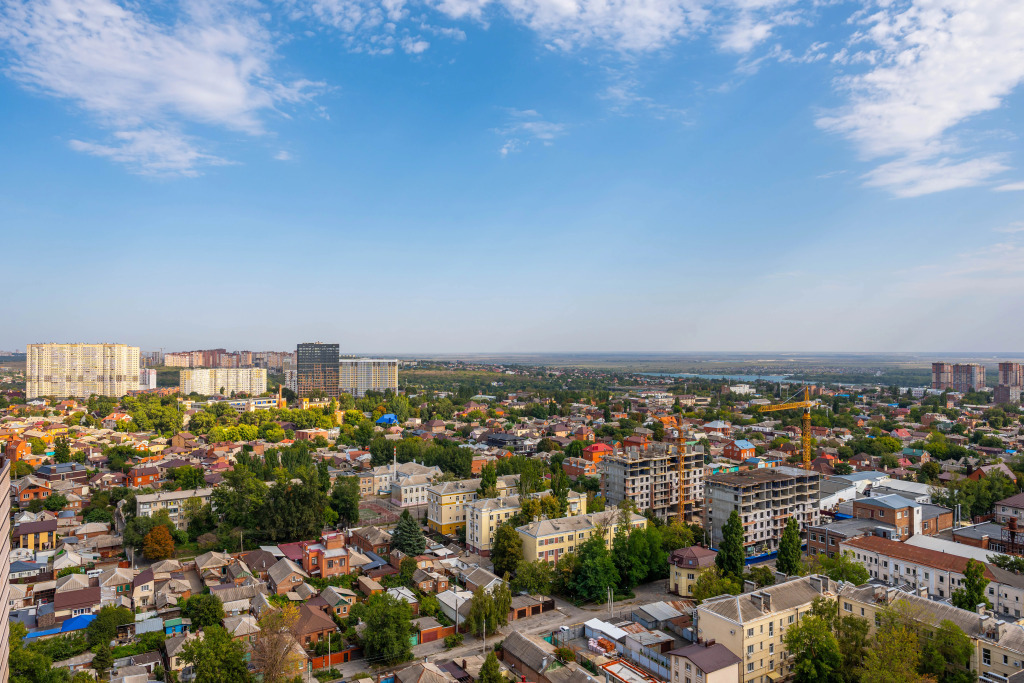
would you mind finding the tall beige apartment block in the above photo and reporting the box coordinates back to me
[0,455,12,683]
[27,343,140,399]
[339,358,398,397]
[179,368,267,396]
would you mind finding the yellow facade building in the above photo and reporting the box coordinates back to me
[466,490,586,557]
[27,343,140,399]
[694,575,837,683]
[426,475,519,536]
[516,509,647,566]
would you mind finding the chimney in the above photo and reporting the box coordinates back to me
[743,580,757,594]
[462,660,467,670]
[774,571,788,584]
[762,592,771,611]
[809,576,822,594]
[706,639,715,647]
[977,603,988,616]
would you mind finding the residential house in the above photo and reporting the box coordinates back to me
[303,531,350,578]
[350,526,392,557]
[668,546,718,597]
[268,558,308,595]
[668,643,741,683]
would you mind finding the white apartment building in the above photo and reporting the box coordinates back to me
[27,343,140,399]
[339,359,398,397]
[139,368,157,391]
[135,488,214,530]
[179,368,267,396]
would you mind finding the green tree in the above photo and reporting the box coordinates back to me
[777,517,804,576]
[53,437,71,463]
[511,560,552,594]
[44,493,69,512]
[465,582,512,636]
[87,605,133,648]
[784,615,843,683]
[330,476,361,527]
[919,620,976,683]
[91,643,114,679]
[478,463,498,498]
[745,566,776,588]
[859,618,925,683]
[399,556,418,585]
[809,597,869,681]
[479,651,504,683]
[572,531,620,603]
[658,522,694,552]
[492,523,523,578]
[356,592,413,665]
[690,566,741,603]
[716,510,745,580]
[181,625,252,683]
[812,551,870,585]
[952,559,991,611]
[171,466,205,489]
[392,509,426,556]
[182,593,225,629]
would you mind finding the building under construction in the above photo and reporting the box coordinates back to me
[601,442,704,523]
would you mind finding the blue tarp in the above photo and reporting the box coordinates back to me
[376,413,399,425]
[24,614,95,641]
[61,614,97,632]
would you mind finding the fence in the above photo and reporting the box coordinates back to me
[310,646,362,670]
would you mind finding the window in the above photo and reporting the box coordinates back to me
[747,645,754,654]
[983,649,991,666]
[747,663,754,673]
[843,602,852,612]
[748,628,754,637]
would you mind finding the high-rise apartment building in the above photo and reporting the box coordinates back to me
[931,362,953,390]
[179,368,267,396]
[27,343,140,399]
[704,467,820,555]
[339,358,398,397]
[952,363,985,393]
[297,342,339,397]
[932,362,986,392]
[602,442,704,522]
[139,368,157,390]
[999,362,1024,388]
[1,455,12,683]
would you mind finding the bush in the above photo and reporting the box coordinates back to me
[444,633,464,649]
[555,647,576,663]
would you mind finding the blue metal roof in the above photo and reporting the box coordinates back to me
[376,414,399,425]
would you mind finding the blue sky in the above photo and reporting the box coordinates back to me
[1,0,1023,354]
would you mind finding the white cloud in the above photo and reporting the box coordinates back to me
[995,222,1024,234]
[68,128,231,177]
[817,0,1024,197]
[862,154,1009,198]
[292,0,709,52]
[0,0,320,175]
[995,182,1024,192]
[495,109,565,155]
[274,150,293,161]
[719,14,775,53]
[401,36,431,52]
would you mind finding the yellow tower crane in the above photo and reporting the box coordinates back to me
[758,386,817,470]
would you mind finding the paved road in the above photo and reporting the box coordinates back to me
[323,580,679,680]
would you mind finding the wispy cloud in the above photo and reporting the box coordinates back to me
[496,109,565,156]
[995,182,1024,192]
[0,0,321,175]
[600,74,689,120]
[274,150,293,161]
[816,0,1024,197]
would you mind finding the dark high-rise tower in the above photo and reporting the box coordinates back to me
[296,342,339,397]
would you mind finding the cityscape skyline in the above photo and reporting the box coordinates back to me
[2,1,1024,352]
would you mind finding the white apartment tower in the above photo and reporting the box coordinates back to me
[179,368,267,396]
[27,343,140,399]
[339,359,398,397]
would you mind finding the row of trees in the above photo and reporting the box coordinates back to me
[785,597,976,683]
